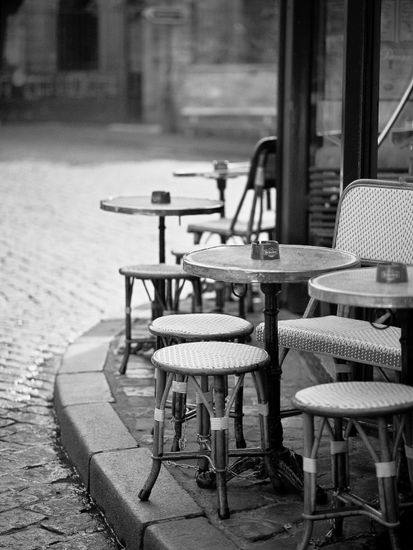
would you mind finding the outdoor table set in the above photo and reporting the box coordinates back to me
[183,242,360,487]
[101,176,413,548]
[100,193,223,264]
[100,192,223,372]
[173,160,249,217]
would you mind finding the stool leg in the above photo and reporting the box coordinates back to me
[119,275,133,375]
[196,376,214,488]
[329,417,347,538]
[298,412,316,550]
[170,374,187,452]
[253,371,280,488]
[212,374,230,519]
[377,416,401,550]
[139,370,171,501]
[233,376,246,448]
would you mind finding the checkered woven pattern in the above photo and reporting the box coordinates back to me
[119,264,198,279]
[152,341,269,375]
[255,316,400,370]
[334,184,413,263]
[293,381,413,416]
[187,211,276,236]
[150,313,253,339]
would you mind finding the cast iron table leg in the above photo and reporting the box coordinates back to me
[216,175,226,218]
[152,215,166,320]
[261,282,304,492]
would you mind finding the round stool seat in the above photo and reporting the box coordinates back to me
[119,264,198,280]
[149,313,253,340]
[152,341,269,376]
[293,381,413,417]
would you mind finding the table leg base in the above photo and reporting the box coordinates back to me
[222,449,303,492]
[224,449,327,502]
[196,470,217,490]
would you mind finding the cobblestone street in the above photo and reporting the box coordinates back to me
[0,123,253,549]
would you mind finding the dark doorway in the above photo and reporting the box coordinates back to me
[58,0,98,71]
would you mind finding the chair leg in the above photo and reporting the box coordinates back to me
[139,370,171,501]
[213,374,230,519]
[298,412,317,550]
[376,416,401,550]
[119,275,133,375]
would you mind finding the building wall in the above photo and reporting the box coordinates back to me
[0,0,278,133]
[0,0,128,123]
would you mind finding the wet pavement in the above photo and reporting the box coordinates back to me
[0,123,253,549]
[2,123,412,549]
[55,290,413,550]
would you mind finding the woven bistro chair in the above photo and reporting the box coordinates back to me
[118,264,203,374]
[148,312,254,452]
[293,381,413,550]
[138,340,275,519]
[256,179,413,383]
[184,136,277,316]
[187,136,277,245]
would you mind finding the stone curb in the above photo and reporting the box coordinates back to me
[54,321,238,550]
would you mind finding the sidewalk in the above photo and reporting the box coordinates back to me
[54,291,408,550]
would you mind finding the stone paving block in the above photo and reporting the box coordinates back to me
[59,336,111,374]
[144,516,238,550]
[220,500,303,544]
[58,402,137,487]
[54,372,113,418]
[0,508,46,534]
[90,447,203,550]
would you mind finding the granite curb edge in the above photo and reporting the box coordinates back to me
[53,320,239,550]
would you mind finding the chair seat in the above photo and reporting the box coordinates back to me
[187,212,275,239]
[149,313,253,340]
[293,381,413,417]
[152,341,269,375]
[119,264,198,280]
[256,315,401,370]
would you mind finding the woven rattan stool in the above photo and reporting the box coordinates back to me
[138,340,272,519]
[118,264,202,374]
[149,313,254,451]
[293,381,413,550]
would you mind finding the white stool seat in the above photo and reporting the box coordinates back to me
[152,341,269,375]
[256,316,401,370]
[149,313,253,340]
[140,339,274,519]
[293,381,413,417]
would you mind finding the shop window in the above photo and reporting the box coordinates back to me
[58,0,97,70]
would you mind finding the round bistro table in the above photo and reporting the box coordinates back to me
[173,162,249,217]
[309,265,413,483]
[308,266,413,386]
[100,195,223,263]
[183,243,360,490]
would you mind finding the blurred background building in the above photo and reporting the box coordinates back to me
[0,0,277,139]
[1,0,413,248]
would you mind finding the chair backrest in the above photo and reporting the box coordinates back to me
[229,136,277,240]
[333,179,413,265]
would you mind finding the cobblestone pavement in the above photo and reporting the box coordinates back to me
[0,123,253,549]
